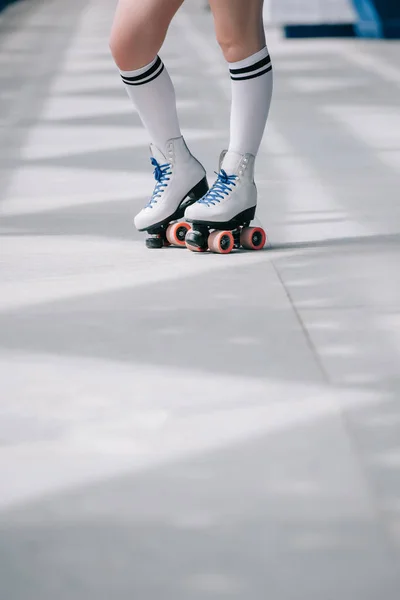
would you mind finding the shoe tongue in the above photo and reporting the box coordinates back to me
[150,144,168,164]
[220,151,243,175]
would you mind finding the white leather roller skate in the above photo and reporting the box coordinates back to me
[184,150,267,254]
[134,136,208,249]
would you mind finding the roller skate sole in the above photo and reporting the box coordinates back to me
[185,206,267,254]
[139,176,209,249]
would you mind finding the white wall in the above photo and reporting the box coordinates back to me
[263,0,356,24]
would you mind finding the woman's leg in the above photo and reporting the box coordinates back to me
[109,0,208,237]
[109,0,184,153]
[184,0,272,244]
[208,0,272,158]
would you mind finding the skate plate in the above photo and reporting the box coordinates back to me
[145,221,191,249]
[185,208,267,254]
[140,176,209,249]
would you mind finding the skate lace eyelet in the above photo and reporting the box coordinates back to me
[198,169,237,206]
[146,157,172,208]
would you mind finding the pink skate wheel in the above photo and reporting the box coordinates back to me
[240,227,266,250]
[166,221,190,246]
[208,230,234,254]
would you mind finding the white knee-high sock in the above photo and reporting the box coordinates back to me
[120,56,181,154]
[228,46,273,157]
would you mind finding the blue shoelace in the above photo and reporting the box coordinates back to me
[198,169,237,206]
[146,157,172,208]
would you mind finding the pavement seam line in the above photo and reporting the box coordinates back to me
[270,260,331,384]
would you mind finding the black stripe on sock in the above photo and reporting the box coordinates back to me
[121,63,164,86]
[121,56,163,83]
[229,54,271,76]
[230,64,272,81]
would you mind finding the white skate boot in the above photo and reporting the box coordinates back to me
[134,136,208,248]
[184,150,266,254]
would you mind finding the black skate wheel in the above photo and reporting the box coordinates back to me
[146,236,164,249]
[185,229,208,252]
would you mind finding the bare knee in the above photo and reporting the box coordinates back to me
[109,0,183,71]
[217,37,247,63]
[109,27,161,71]
[216,33,264,63]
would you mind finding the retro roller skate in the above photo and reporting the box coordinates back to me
[184,150,267,254]
[134,136,208,249]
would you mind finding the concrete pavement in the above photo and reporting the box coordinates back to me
[1,0,400,598]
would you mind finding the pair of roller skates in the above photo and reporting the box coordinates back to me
[134,136,267,254]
